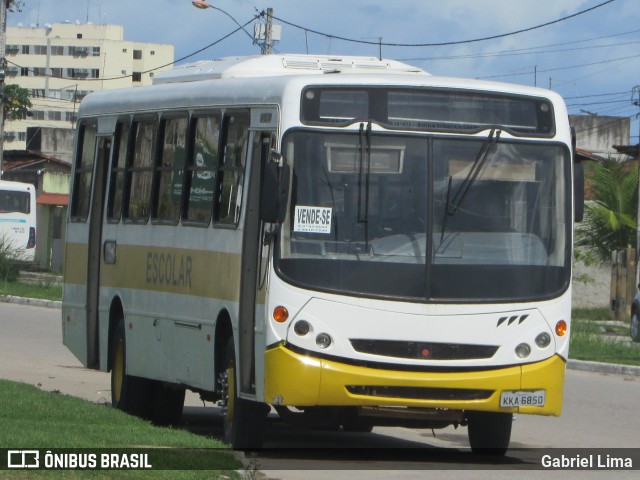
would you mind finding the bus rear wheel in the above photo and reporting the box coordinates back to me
[466,411,512,455]
[219,337,268,449]
[110,319,152,418]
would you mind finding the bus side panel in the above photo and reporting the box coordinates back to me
[61,239,89,366]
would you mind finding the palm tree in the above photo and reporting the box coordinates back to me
[576,158,638,265]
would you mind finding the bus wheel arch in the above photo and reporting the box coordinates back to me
[214,310,233,383]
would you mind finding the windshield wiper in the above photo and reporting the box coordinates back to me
[439,129,501,244]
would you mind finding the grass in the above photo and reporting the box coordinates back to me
[0,279,62,301]
[570,309,640,367]
[0,379,241,478]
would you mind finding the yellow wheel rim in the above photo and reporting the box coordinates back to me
[224,363,235,432]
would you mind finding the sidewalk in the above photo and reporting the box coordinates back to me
[3,293,639,378]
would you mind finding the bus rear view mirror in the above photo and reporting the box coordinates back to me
[574,162,584,223]
[260,156,290,224]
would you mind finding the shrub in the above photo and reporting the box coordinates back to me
[0,235,21,282]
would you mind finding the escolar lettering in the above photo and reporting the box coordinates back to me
[146,252,192,288]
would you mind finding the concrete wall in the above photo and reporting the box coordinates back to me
[569,115,630,155]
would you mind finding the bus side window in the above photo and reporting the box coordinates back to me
[107,121,130,222]
[215,111,250,225]
[71,121,97,222]
[154,116,188,224]
[124,119,156,222]
[184,113,220,225]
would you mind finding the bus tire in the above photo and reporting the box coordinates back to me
[466,411,512,455]
[631,311,640,342]
[110,319,152,418]
[151,382,185,426]
[220,337,268,449]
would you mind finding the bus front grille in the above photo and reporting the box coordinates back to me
[346,385,494,401]
[349,339,499,360]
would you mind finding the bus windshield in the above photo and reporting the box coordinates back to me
[276,129,570,302]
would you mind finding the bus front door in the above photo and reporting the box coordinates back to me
[85,136,111,369]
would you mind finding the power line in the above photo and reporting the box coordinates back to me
[477,53,640,79]
[564,91,629,100]
[4,15,259,83]
[272,0,617,48]
[400,27,640,62]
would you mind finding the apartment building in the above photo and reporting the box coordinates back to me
[4,22,174,149]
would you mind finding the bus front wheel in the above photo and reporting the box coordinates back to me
[110,319,152,418]
[219,337,268,449]
[466,411,512,455]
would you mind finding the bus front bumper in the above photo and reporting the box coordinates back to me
[264,344,565,416]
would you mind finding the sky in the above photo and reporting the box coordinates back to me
[7,0,640,144]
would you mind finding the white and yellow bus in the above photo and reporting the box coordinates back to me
[0,179,37,263]
[62,54,582,452]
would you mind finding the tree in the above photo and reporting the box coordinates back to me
[6,1,25,12]
[576,158,639,264]
[1,84,31,120]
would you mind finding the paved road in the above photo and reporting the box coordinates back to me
[1,302,639,479]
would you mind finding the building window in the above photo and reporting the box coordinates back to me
[22,45,30,54]
[31,111,45,120]
[50,68,62,78]
[31,89,45,98]
[48,111,63,121]
[34,45,47,55]
[77,33,83,39]
[92,46,101,57]
[133,49,142,60]
[18,132,27,141]
[132,72,142,82]
[6,44,19,55]
[20,67,29,76]
[150,50,155,56]
[122,48,127,53]
[51,46,64,56]
[91,69,100,79]
[33,67,46,77]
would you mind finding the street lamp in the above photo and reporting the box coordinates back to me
[190,0,257,46]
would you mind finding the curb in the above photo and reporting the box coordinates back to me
[2,296,639,377]
[567,358,640,377]
[0,295,62,309]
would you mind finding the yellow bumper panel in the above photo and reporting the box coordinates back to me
[264,345,565,416]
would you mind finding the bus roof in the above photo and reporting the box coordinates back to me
[153,54,428,84]
[0,179,34,192]
[77,54,567,119]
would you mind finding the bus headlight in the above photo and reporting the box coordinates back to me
[535,332,551,348]
[294,320,310,336]
[316,333,332,349]
[515,343,531,358]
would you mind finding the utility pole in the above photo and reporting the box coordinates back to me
[633,85,640,290]
[263,8,273,55]
[0,0,7,179]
